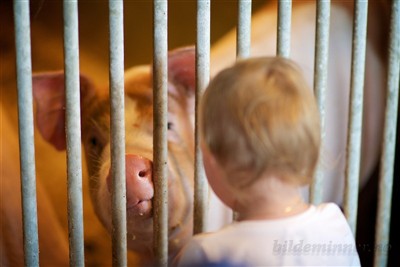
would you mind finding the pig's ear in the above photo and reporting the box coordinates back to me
[167,46,196,96]
[32,71,96,151]
[32,72,67,150]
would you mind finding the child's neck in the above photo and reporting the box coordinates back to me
[235,175,309,221]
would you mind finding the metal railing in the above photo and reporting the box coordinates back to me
[12,1,397,266]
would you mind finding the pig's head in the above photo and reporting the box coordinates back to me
[32,47,196,261]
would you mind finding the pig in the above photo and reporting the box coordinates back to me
[32,47,197,263]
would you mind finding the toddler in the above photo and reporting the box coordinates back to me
[176,57,360,266]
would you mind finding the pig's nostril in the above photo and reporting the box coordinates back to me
[125,154,152,180]
[138,170,147,178]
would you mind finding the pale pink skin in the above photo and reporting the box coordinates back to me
[201,143,236,210]
[32,47,197,262]
[201,141,309,222]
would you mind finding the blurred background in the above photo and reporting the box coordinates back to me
[27,0,267,84]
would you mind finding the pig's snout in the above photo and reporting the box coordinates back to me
[107,154,154,216]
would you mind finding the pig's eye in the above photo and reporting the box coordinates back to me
[87,133,104,153]
[89,136,98,147]
[167,121,181,143]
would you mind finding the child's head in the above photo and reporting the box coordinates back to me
[200,57,321,191]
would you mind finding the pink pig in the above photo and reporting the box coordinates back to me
[33,47,197,263]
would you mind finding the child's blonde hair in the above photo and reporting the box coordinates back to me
[200,57,321,188]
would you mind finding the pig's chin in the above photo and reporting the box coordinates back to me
[126,225,154,256]
[125,208,193,260]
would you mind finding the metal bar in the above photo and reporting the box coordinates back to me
[109,1,127,266]
[276,0,291,58]
[13,0,39,266]
[311,0,330,205]
[63,0,85,266]
[237,0,252,59]
[153,0,168,265]
[344,0,368,235]
[374,0,400,266]
[194,0,210,235]
[231,0,253,222]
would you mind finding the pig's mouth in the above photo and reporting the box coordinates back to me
[127,198,153,218]
[106,154,155,219]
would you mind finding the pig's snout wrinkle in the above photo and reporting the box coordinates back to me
[106,154,154,215]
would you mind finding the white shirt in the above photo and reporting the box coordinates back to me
[177,203,360,266]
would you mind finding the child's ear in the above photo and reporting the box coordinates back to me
[202,145,237,210]
[200,141,223,184]
[200,140,216,165]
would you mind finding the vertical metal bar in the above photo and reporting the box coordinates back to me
[231,0,253,222]
[194,0,210,235]
[109,1,127,266]
[237,0,252,59]
[374,0,400,266]
[344,0,368,235]
[153,1,168,265]
[13,1,39,266]
[311,0,330,205]
[63,0,85,266]
[276,0,291,58]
